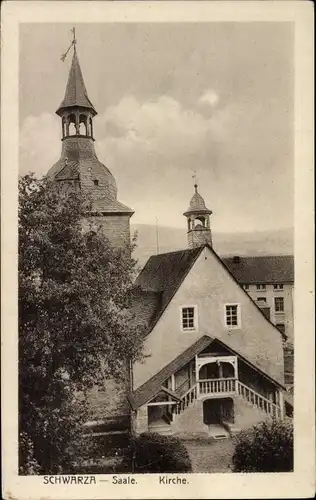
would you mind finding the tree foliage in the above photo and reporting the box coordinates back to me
[19,174,145,473]
[232,419,293,472]
[126,432,192,473]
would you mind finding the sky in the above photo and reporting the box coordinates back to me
[19,22,294,233]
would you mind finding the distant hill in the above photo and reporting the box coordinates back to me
[131,224,294,267]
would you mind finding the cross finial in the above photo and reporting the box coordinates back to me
[192,171,198,192]
[61,27,77,62]
[71,27,77,50]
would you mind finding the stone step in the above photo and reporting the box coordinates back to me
[208,424,230,439]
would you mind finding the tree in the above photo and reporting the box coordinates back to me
[232,419,293,472]
[19,174,145,474]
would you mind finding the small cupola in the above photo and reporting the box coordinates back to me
[183,183,213,249]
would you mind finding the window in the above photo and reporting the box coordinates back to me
[276,323,285,334]
[93,179,99,186]
[225,304,240,327]
[274,284,284,290]
[256,284,266,290]
[257,297,267,303]
[275,297,284,312]
[181,307,197,331]
[243,284,250,290]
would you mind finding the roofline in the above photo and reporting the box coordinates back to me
[89,210,135,216]
[210,244,288,340]
[239,280,294,285]
[129,336,215,409]
[183,209,213,216]
[140,246,204,332]
[129,334,285,409]
[56,105,97,118]
[141,244,287,341]
[211,336,286,390]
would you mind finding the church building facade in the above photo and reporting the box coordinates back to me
[47,40,290,438]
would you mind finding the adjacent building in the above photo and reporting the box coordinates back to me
[223,256,294,345]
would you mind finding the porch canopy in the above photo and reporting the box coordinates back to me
[128,335,285,411]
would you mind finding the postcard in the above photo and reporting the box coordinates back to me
[1,1,314,499]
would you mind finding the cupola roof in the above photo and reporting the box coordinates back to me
[56,48,97,117]
[183,184,212,216]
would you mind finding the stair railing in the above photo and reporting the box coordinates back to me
[237,381,281,417]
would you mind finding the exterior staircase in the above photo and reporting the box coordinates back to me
[167,378,282,436]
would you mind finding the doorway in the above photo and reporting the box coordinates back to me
[203,398,234,425]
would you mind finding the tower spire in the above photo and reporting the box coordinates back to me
[183,180,213,249]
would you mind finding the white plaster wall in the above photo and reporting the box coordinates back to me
[133,247,284,390]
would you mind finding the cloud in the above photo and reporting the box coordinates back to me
[199,89,220,108]
[19,93,292,232]
[95,94,231,164]
[19,113,60,177]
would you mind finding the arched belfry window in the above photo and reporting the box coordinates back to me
[68,114,76,136]
[62,117,66,138]
[195,216,206,228]
[79,114,88,136]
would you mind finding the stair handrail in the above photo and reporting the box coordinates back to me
[198,377,236,383]
[180,383,197,400]
[237,380,280,413]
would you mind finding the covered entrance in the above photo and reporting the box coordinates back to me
[203,398,234,425]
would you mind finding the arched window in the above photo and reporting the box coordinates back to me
[62,117,66,138]
[194,216,206,228]
[68,114,76,136]
[79,114,87,136]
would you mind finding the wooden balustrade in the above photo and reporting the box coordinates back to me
[199,377,236,395]
[237,381,281,418]
[171,378,281,420]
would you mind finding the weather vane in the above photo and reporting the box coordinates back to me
[61,27,77,62]
[192,170,198,189]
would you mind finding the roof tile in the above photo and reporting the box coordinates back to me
[222,255,294,284]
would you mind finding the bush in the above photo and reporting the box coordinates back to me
[232,419,293,472]
[126,432,192,473]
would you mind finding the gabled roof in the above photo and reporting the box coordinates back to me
[128,335,285,410]
[134,246,202,330]
[128,336,213,410]
[134,244,286,340]
[56,49,97,116]
[222,255,294,284]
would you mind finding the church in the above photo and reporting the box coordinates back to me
[47,41,290,439]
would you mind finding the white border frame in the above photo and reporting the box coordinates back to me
[1,1,315,499]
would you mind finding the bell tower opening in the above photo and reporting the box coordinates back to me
[183,183,213,249]
[47,28,134,252]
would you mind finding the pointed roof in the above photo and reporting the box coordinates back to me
[128,335,285,409]
[184,184,212,216]
[56,48,97,116]
[133,244,287,340]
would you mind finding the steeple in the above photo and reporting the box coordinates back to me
[47,29,134,250]
[183,182,213,249]
[56,47,97,118]
[56,38,97,140]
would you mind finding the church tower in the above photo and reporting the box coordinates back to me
[47,36,134,250]
[184,183,213,249]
